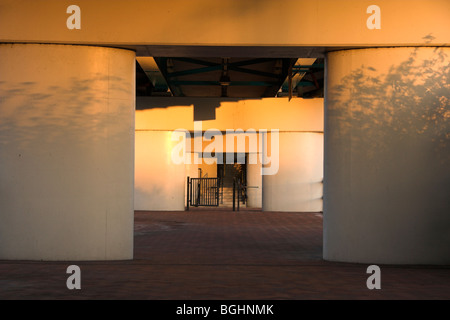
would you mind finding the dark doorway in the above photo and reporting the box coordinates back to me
[217,153,247,207]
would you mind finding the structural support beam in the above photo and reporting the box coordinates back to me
[2,0,448,48]
[170,81,279,86]
[154,57,183,96]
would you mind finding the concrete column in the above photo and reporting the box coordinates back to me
[324,47,450,264]
[0,44,135,260]
[135,131,186,211]
[262,132,323,212]
[246,157,262,208]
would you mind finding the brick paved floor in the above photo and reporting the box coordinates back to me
[0,209,449,300]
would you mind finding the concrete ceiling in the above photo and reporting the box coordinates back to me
[136,50,324,98]
[133,45,327,58]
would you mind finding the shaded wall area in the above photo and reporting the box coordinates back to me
[0,44,135,260]
[324,47,450,264]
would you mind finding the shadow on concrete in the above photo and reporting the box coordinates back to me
[136,96,265,122]
[325,45,450,263]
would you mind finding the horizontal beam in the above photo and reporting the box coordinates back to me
[293,64,324,69]
[281,81,315,91]
[228,66,281,79]
[167,58,282,78]
[296,81,315,87]
[167,64,221,77]
[170,58,218,66]
[171,81,279,86]
[228,58,275,68]
[1,0,448,48]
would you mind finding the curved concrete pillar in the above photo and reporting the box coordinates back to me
[135,130,186,211]
[262,132,323,212]
[0,44,135,260]
[324,47,450,264]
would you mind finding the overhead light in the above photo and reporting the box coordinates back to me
[219,73,231,86]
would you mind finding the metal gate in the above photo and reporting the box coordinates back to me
[187,177,219,209]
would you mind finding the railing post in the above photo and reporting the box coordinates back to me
[220,177,223,204]
[215,178,219,206]
[232,177,236,211]
[186,176,190,211]
[237,178,240,211]
[190,178,193,207]
[196,178,201,207]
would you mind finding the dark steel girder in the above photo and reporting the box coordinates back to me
[154,57,297,97]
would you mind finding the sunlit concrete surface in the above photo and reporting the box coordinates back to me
[0,210,448,300]
[263,132,323,212]
[135,131,186,211]
[1,0,448,48]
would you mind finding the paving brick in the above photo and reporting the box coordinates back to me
[0,209,448,299]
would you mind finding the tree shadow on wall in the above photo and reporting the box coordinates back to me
[0,73,134,150]
[326,46,450,255]
[324,44,450,262]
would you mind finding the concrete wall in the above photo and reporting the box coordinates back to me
[247,158,262,208]
[0,44,135,260]
[263,132,323,212]
[198,161,217,178]
[136,97,323,132]
[135,131,186,211]
[324,47,450,264]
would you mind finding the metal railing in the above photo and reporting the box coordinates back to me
[186,177,219,209]
[233,177,244,211]
[232,179,259,211]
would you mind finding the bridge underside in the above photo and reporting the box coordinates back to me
[0,0,449,264]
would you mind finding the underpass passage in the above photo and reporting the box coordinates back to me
[0,1,448,264]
